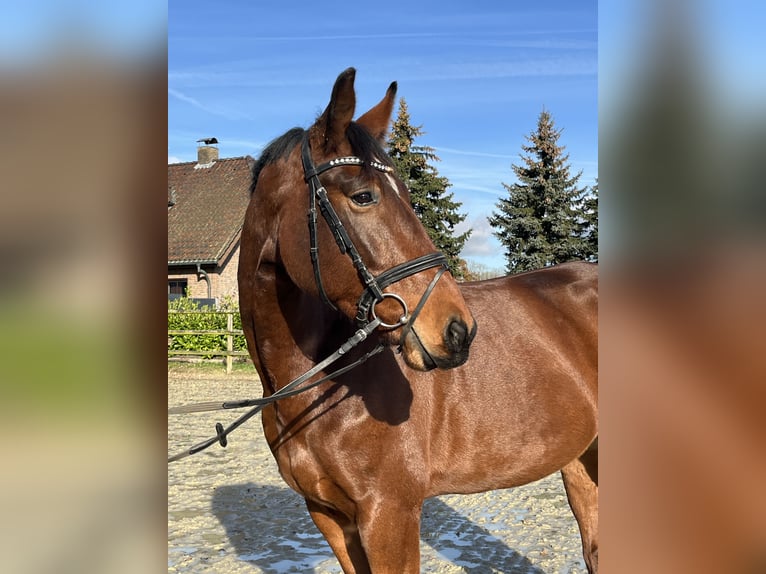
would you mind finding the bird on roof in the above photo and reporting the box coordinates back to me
[197,137,218,145]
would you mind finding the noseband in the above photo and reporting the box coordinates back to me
[301,135,448,329]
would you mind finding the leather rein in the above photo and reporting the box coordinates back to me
[168,135,448,463]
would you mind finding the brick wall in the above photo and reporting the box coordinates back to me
[168,251,239,302]
[167,244,241,304]
[213,243,240,302]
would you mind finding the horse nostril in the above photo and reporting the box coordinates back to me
[447,319,469,352]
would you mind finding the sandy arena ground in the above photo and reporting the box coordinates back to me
[168,366,587,573]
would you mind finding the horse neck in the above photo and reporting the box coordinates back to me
[251,264,357,393]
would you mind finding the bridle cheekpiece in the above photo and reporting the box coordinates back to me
[301,135,448,329]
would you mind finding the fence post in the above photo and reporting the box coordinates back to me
[226,311,234,374]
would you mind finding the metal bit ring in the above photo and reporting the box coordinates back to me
[370,293,409,329]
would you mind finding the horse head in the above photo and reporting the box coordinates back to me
[247,68,476,371]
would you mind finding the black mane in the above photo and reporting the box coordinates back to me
[250,127,305,194]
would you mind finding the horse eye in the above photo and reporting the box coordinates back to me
[351,191,375,206]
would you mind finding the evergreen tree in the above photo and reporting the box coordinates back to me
[489,109,591,273]
[579,181,598,261]
[387,98,471,278]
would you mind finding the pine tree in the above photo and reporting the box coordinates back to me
[387,98,471,278]
[579,181,598,261]
[489,109,591,273]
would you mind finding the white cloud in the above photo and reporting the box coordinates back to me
[168,88,250,120]
[168,88,209,111]
[457,216,501,258]
[434,146,515,160]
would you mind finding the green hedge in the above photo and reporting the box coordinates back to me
[168,296,247,358]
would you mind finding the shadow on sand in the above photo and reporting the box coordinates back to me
[212,483,545,573]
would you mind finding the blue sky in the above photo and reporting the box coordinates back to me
[3,1,763,271]
[169,0,598,271]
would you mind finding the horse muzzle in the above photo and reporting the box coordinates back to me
[399,316,477,371]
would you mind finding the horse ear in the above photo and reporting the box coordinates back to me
[356,81,398,142]
[315,67,357,151]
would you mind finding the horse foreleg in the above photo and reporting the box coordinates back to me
[306,499,370,574]
[561,440,599,574]
[356,498,422,573]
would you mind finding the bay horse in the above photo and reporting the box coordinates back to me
[238,68,598,573]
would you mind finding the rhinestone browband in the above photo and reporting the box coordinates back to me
[328,156,394,173]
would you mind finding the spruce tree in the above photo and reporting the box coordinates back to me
[387,98,471,278]
[489,109,591,273]
[579,181,598,261]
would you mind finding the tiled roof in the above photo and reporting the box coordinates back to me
[168,156,255,265]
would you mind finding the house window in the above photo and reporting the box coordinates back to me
[168,279,187,300]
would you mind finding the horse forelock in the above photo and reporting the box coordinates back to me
[345,122,395,175]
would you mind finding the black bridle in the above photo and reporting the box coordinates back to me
[301,135,448,328]
[168,135,449,463]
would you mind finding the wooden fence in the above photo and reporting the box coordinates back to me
[168,310,249,374]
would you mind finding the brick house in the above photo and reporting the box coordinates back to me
[168,141,255,306]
